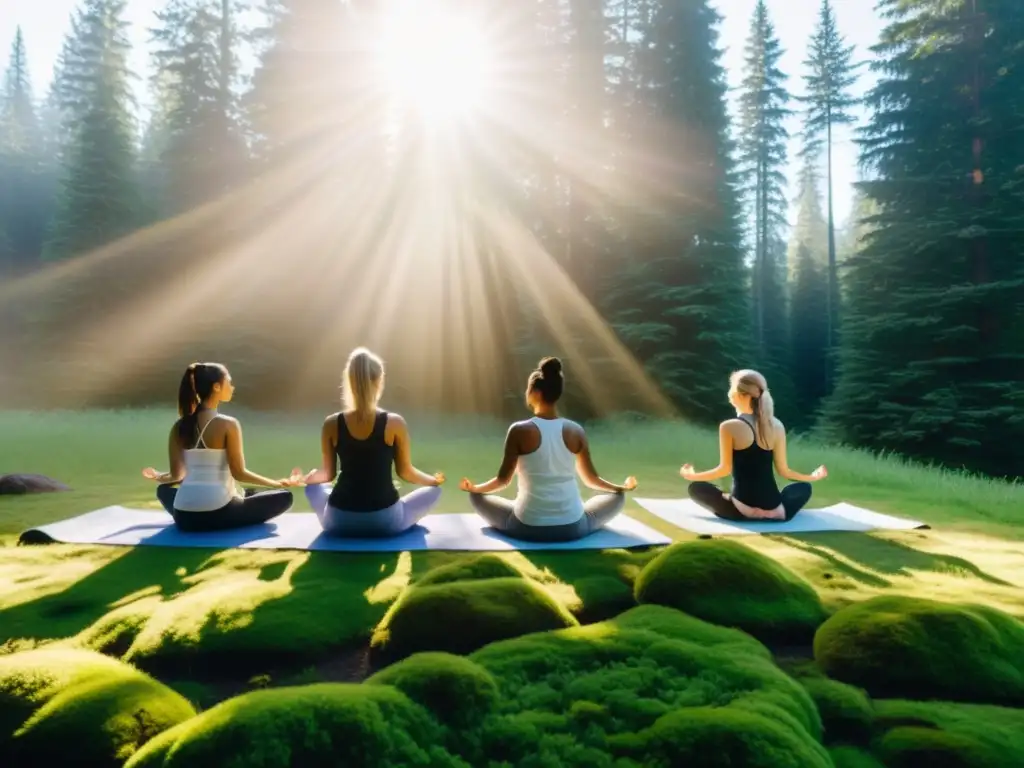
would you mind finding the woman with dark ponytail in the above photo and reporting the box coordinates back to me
[680,369,828,521]
[460,357,637,542]
[141,362,299,532]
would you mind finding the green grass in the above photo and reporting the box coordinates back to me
[2,407,1024,764]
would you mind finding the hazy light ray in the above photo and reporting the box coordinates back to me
[46,153,381,402]
[477,205,676,418]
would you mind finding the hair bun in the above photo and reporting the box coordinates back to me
[539,357,562,379]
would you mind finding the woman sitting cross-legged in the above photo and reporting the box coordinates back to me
[680,369,827,522]
[459,357,637,542]
[300,347,444,537]
[142,362,299,532]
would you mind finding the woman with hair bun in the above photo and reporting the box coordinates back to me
[299,347,444,537]
[680,369,828,521]
[460,357,637,542]
[141,362,298,531]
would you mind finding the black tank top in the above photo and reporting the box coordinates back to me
[328,410,400,512]
[730,415,782,509]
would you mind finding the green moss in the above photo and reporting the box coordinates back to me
[633,540,828,643]
[798,677,874,745]
[0,648,195,767]
[813,595,1024,704]
[457,613,829,767]
[609,705,832,767]
[828,746,887,768]
[414,554,525,587]
[871,699,1024,768]
[371,578,578,663]
[125,683,466,768]
[365,652,498,726]
[610,604,772,657]
[0,548,406,678]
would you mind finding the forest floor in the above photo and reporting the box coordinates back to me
[1,408,1022,714]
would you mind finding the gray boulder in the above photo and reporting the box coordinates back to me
[0,474,71,495]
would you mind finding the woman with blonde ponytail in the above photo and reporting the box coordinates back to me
[680,369,827,521]
[299,347,445,537]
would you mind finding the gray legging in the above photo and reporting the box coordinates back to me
[469,492,625,542]
[156,485,293,532]
[305,483,442,538]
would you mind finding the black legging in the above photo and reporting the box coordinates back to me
[688,481,812,522]
[156,485,293,532]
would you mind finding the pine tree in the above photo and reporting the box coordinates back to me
[735,0,793,402]
[607,0,747,421]
[801,0,858,390]
[45,0,139,260]
[0,27,47,271]
[826,0,1024,477]
[150,0,248,213]
[246,0,368,167]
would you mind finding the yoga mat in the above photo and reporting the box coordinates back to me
[634,498,928,537]
[19,506,671,552]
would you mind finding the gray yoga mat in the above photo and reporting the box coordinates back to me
[19,506,671,552]
[634,498,928,536]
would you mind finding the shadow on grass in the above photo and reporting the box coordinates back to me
[0,546,211,646]
[776,532,1014,588]
[0,543,405,682]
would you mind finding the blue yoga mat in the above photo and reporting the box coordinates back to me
[19,506,671,552]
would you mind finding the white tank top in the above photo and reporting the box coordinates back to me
[513,417,585,526]
[172,417,242,512]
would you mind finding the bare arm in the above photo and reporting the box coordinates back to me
[575,430,636,493]
[142,425,187,484]
[303,417,338,486]
[681,422,734,482]
[772,427,827,483]
[392,416,443,486]
[224,419,287,488]
[461,426,520,494]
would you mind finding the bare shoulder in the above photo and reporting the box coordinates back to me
[772,417,786,435]
[720,418,745,435]
[385,412,409,441]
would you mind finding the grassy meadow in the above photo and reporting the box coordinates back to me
[1,408,1023,766]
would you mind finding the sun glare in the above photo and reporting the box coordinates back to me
[376,2,494,124]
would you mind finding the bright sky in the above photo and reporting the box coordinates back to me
[0,0,881,226]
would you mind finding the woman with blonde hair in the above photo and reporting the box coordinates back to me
[300,347,444,537]
[680,369,827,521]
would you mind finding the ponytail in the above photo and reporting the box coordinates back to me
[753,388,777,450]
[342,347,385,421]
[177,364,201,445]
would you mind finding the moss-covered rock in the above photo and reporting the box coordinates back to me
[608,706,831,767]
[0,648,195,767]
[370,578,578,662]
[415,554,525,587]
[458,613,830,767]
[633,539,828,643]
[365,652,498,726]
[829,746,887,768]
[610,604,772,657]
[124,683,466,768]
[871,699,1024,768]
[813,595,1024,705]
[798,677,874,745]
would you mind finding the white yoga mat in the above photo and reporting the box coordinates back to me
[19,506,671,552]
[634,498,928,537]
